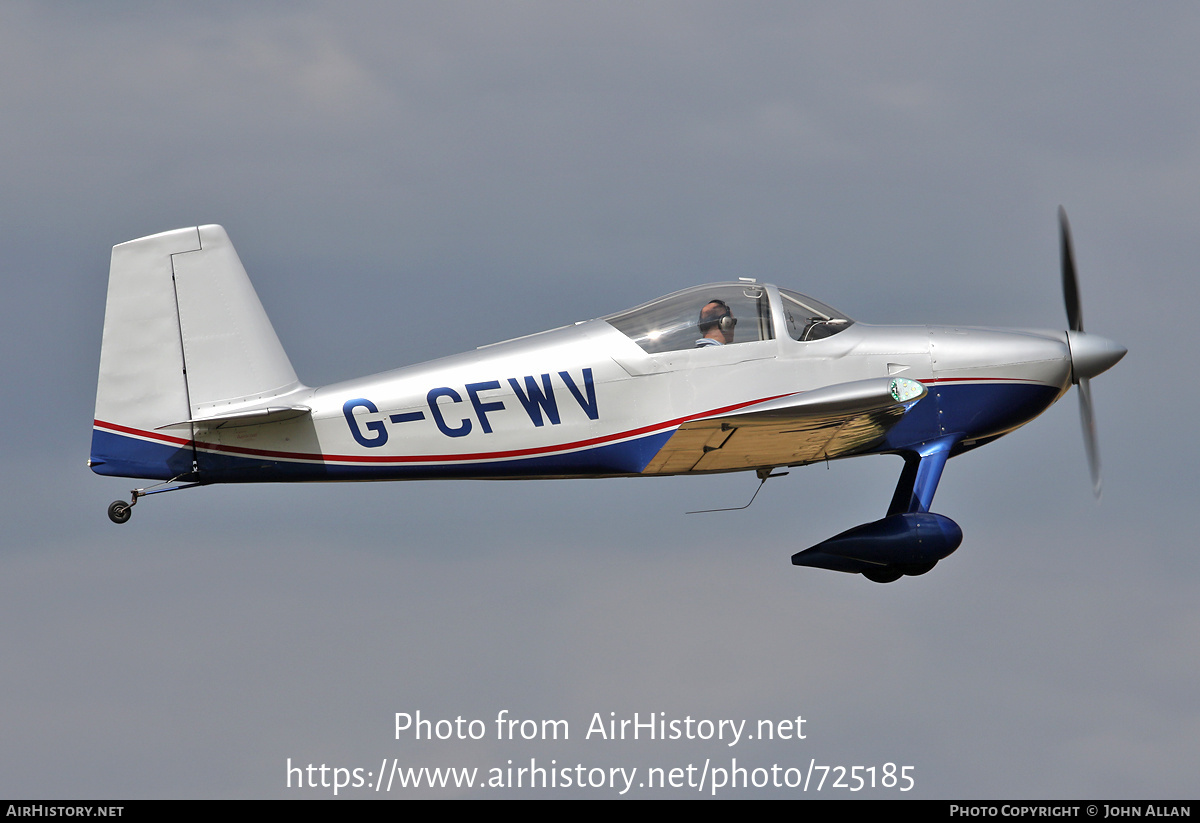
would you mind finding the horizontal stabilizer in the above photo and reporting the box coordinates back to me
[155,405,312,430]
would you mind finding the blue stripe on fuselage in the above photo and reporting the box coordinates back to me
[91,426,675,482]
[198,429,674,482]
[90,428,193,480]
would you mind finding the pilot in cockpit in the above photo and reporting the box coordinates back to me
[695,299,737,347]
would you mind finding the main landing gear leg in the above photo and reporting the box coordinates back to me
[106,478,201,524]
[886,434,961,517]
[854,434,963,582]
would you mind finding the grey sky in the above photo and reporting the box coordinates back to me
[1,2,1196,797]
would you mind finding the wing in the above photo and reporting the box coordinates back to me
[641,377,926,474]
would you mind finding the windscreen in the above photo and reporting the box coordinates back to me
[778,288,853,341]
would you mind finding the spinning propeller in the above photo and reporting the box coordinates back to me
[1058,207,1127,498]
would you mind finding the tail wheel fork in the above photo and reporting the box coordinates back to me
[106,478,201,524]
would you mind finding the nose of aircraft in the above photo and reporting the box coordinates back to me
[1066,331,1127,383]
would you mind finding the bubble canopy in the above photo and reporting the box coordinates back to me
[604,283,853,354]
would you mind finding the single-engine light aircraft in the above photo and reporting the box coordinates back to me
[90,210,1125,582]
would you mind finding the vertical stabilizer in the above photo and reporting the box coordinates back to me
[91,225,303,480]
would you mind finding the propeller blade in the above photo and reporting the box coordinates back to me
[1060,206,1084,332]
[1077,376,1101,498]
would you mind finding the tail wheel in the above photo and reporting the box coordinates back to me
[107,501,132,524]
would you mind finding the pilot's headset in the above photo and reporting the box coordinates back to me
[698,299,737,334]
